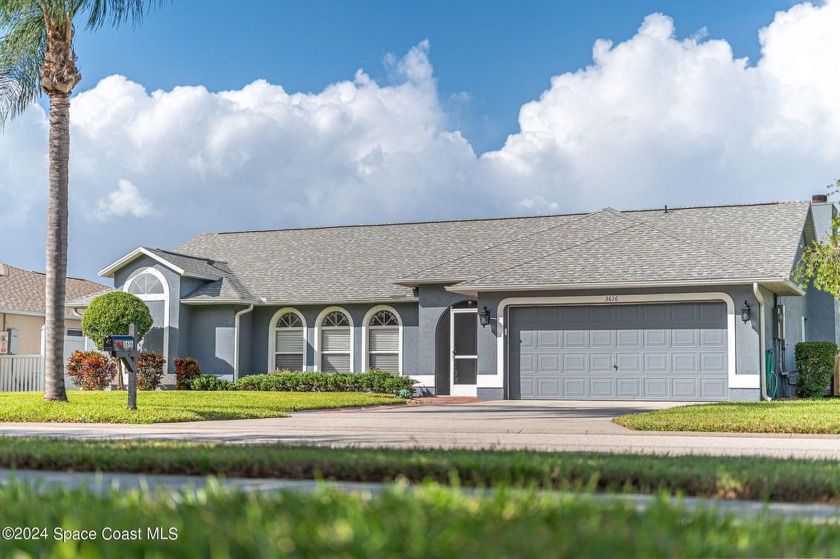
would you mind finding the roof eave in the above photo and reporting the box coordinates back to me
[393,278,470,288]
[446,278,807,297]
[99,247,222,281]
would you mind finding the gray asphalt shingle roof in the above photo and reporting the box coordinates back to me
[165,200,811,303]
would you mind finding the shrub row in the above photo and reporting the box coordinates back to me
[66,351,166,391]
[182,369,415,396]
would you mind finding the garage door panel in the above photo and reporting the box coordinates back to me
[616,330,641,347]
[537,354,560,372]
[701,378,727,399]
[590,379,614,398]
[616,353,642,372]
[671,329,697,346]
[643,330,669,347]
[510,302,728,401]
[590,330,614,348]
[617,378,641,398]
[563,353,586,372]
[538,379,562,398]
[537,331,561,348]
[589,353,613,372]
[563,378,587,398]
[672,379,698,399]
[700,329,725,347]
[644,378,669,399]
[644,353,669,372]
[671,353,698,373]
[563,330,587,348]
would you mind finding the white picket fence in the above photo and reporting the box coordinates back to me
[0,355,44,392]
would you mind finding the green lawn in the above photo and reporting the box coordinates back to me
[1,482,838,558]
[4,439,840,503]
[614,399,840,434]
[0,391,403,423]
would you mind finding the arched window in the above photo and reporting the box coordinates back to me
[319,309,352,373]
[127,273,164,296]
[366,309,401,373]
[273,311,305,371]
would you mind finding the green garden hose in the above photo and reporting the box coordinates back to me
[765,349,778,399]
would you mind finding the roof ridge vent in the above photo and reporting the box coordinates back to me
[0,264,6,276]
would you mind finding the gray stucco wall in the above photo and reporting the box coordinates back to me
[189,305,236,375]
[247,302,419,376]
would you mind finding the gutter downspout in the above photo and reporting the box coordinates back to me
[753,283,770,401]
[233,304,254,382]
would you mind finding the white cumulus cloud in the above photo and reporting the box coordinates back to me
[2,1,840,280]
[95,179,154,219]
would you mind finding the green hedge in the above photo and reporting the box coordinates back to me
[237,370,415,394]
[183,370,415,396]
[795,342,838,398]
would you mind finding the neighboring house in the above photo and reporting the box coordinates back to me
[0,263,110,355]
[85,196,840,402]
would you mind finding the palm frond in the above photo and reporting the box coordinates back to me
[82,0,168,30]
[0,4,44,126]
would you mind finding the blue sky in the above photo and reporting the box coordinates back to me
[74,0,796,153]
[2,0,836,281]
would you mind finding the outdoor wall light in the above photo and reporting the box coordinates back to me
[740,300,752,323]
[479,306,492,327]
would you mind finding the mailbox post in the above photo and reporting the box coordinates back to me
[103,324,140,410]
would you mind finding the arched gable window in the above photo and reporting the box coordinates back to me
[318,309,352,373]
[127,273,164,296]
[271,310,306,371]
[365,308,401,373]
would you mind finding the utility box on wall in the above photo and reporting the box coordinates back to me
[0,331,7,354]
[8,328,18,355]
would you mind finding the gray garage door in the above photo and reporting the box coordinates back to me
[509,303,728,401]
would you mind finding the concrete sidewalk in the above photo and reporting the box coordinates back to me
[0,400,838,459]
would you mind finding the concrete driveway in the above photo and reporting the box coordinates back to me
[2,399,840,459]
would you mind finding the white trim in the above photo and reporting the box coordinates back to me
[315,306,354,373]
[267,307,308,373]
[233,304,254,381]
[362,305,403,373]
[122,267,170,362]
[754,283,769,400]
[494,292,757,394]
[450,308,478,397]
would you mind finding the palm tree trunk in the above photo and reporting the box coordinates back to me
[43,92,70,402]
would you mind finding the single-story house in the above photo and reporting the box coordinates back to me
[78,196,839,401]
[0,263,110,355]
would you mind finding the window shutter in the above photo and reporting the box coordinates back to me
[322,329,351,352]
[322,354,351,373]
[369,328,398,352]
[275,330,304,353]
[275,354,303,371]
[369,353,399,372]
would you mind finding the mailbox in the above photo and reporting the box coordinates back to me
[104,335,136,356]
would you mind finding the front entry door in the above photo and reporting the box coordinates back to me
[450,308,478,396]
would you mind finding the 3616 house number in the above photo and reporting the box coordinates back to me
[605,295,619,303]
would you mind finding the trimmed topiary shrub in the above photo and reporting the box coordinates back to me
[137,353,166,391]
[174,357,202,390]
[183,376,237,391]
[66,351,116,390]
[795,341,838,398]
[81,292,153,350]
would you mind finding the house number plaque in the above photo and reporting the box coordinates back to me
[605,295,619,303]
